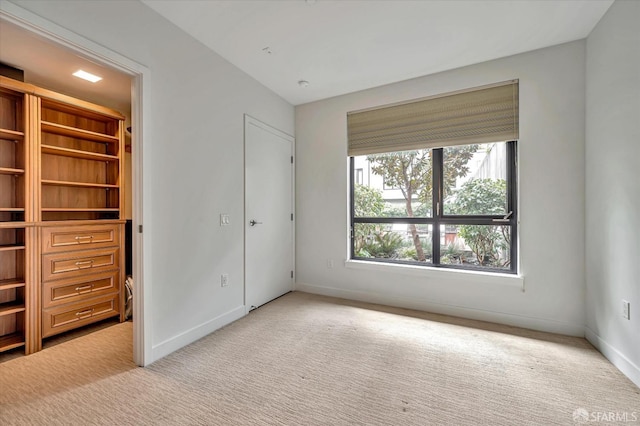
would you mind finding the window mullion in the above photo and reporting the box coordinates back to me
[507,141,518,273]
[432,149,443,265]
[349,157,355,259]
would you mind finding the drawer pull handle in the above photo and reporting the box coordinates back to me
[75,260,94,269]
[75,285,93,293]
[75,235,94,243]
[76,309,94,318]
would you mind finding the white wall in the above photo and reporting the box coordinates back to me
[585,0,640,387]
[10,0,294,362]
[296,41,586,335]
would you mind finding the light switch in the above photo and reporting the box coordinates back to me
[220,214,230,226]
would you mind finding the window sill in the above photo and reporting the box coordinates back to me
[344,260,524,289]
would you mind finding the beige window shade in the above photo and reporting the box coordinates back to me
[347,80,519,156]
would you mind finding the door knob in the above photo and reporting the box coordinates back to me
[249,220,263,226]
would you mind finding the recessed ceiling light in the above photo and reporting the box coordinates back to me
[298,80,310,87]
[72,70,102,83]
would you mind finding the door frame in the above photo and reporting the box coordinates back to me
[0,2,152,366]
[243,114,295,313]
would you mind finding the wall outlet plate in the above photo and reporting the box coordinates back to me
[221,273,229,287]
[220,214,230,226]
[622,300,630,320]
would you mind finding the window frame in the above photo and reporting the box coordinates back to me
[349,141,518,274]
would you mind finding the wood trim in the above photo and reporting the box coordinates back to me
[41,145,119,162]
[35,88,124,120]
[25,226,41,353]
[0,128,24,141]
[119,223,125,322]
[0,76,34,94]
[41,121,119,144]
[38,219,125,227]
[41,180,119,189]
[32,95,42,223]
[118,121,125,221]
[0,166,25,175]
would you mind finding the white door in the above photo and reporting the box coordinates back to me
[245,115,294,312]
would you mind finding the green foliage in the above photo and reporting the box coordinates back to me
[399,246,418,261]
[450,178,510,267]
[442,145,481,194]
[367,150,433,207]
[354,183,385,217]
[441,241,464,264]
[449,178,506,215]
[373,232,404,258]
[357,231,404,259]
[381,205,406,217]
[353,184,385,254]
[365,147,477,261]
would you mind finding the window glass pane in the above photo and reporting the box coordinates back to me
[439,224,511,270]
[355,168,363,185]
[354,223,432,263]
[353,150,432,218]
[443,142,507,216]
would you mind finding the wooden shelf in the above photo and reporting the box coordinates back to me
[0,167,25,175]
[41,121,119,144]
[0,301,26,317]
[0,222,28,228]
[0,333,25,352]
[0,244,26,252]
[0,208,24,212]
[41,179,119,189]
[41,208,119,213]
[0,278,26,291]
[0,128,24,142]
[41,144,119,162]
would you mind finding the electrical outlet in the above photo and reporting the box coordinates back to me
[221,273,229,287]
[327,259,334,269]
[622,300,630,320]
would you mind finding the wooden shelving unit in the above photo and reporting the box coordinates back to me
[0,82,30,354]
[38,98,123,222]
[0,76,125,355]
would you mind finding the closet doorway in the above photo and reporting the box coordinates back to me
[0,5,149,365]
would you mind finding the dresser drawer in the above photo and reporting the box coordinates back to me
[42,224,120,254]
[43,271,119,309]
[42,294,120,338]
[42,247,119,282]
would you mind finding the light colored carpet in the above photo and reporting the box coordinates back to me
[0,291,638,425]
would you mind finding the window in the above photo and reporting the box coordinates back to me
[347,80,519,274]
[350,141,517,273]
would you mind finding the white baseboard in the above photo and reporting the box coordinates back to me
[151,305,245,362]
[295,282,584,336]
[585,327,640,388]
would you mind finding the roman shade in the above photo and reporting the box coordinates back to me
[347,80,519,156]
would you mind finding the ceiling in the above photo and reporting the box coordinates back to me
[0,1,614,110]
[144,0,613,105]
[0,20,132,116]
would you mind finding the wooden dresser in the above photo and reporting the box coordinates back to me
[40,222,123,338]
